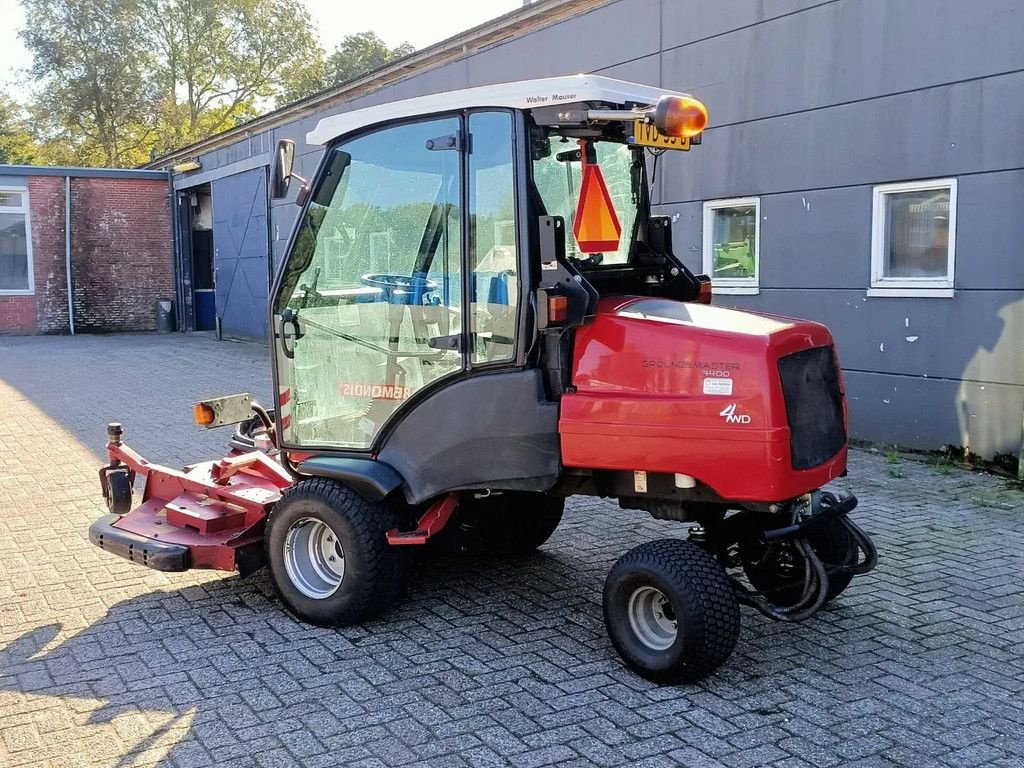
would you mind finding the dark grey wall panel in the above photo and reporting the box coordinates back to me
[661,71,1024,204]
[378,61,470,102]
[953,170,1024,288]
[756,188,872,290]
[652,201,703,267]
[657,188,874,290]
[720,289,1024,386]
[659,171,1024,292]
[343,61,471,112]
[845,370,963,450]
[662,0,1024,126]
[661,0,828,50]
[594,53,660,84]
[845,370,1024,458]
[466,0,660,86]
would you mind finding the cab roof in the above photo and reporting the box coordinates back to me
[306,74,690,145]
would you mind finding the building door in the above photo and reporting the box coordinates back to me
[212,167,270,340]
[186,186,215,330]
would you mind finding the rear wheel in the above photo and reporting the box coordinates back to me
[740,518,857,607]
[465,492,564,556]
[265,478,407,626]
[604,539,740,684]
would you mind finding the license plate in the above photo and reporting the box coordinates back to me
[632,120,691,150]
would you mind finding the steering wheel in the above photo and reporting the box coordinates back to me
[360,273,447,349]
[360,273,439,305]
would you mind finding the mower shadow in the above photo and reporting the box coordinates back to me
[0,546,621,766]
[1,527,868,767]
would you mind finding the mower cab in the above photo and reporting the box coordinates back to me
[92,75,876,683]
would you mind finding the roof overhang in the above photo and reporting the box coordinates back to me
[307,75,688,145]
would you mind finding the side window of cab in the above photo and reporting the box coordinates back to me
[468,111,518,365]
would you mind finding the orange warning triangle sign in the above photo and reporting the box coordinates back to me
[573,147,622,254]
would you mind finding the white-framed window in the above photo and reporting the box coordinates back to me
[869,178,956,298]
[703,197,759,294]
[0,186,33,295]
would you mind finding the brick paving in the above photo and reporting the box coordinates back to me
[1,333,1024,768]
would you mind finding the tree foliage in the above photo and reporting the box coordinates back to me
[327,32,414,88]
[146,0,320,153]
[279,31,414,105]
[0,93,37,165]
[14,0,415,167]
[21,0,157,166]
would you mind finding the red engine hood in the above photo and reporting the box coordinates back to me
[559,296,847,503]
[572,296,836,395]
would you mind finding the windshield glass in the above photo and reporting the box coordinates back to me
[532,140,641,265]
[271,117,463,450]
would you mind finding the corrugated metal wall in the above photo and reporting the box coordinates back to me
[175,0,1024,459]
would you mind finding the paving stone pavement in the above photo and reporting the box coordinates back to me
[2,333,1024,768]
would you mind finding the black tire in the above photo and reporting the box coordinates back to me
[264,478,407,627]
[740,518,857,607]
[461,492,564,557]
[104,468,133,515]
[603,539,740,684]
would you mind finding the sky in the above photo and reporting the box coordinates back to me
[0,0,524,98]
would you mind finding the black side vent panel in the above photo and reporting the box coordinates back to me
[778,346,846,470]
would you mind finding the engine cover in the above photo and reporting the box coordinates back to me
[559,297,848,503]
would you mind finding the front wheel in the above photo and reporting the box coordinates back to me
[604,539,740,684]
[265,478,407,626]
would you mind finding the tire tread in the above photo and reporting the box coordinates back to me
[265,478,406,626]
[605,539,740,683]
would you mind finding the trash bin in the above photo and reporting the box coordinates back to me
[155,299,175,333]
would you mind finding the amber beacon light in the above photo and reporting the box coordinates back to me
[652,95,709,138]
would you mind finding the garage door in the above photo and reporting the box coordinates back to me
[212,167,270,341]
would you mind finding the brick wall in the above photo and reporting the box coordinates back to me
[70,178,172,333]
[0,296,35,333]
[30,176,70,334]
[0,175,171,335]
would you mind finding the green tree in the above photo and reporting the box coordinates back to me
[21,0,158,166]
[277,45,327,106]
[0,94,37,165]
[326,31,413,86]
[20,0,323,165]
[279,31,414,104]
[146,0,321,152]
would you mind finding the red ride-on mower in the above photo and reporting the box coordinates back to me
[91,76,876,683]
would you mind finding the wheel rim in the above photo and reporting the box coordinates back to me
[627,586,678,651]
[283,517,345,599]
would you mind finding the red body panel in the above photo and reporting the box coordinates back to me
[559,296,848,502]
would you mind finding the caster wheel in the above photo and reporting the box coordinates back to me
[604,539,740,683]
[103,468,132,515]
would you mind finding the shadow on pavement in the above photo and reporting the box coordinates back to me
[0,546,619,767]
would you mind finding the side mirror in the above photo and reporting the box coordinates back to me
[270,139,295,200]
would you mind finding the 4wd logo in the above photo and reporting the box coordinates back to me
[719,404,751,424]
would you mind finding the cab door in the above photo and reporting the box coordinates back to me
[271,116,465,451]
[271,110,558,500]
[375,110,559,502]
